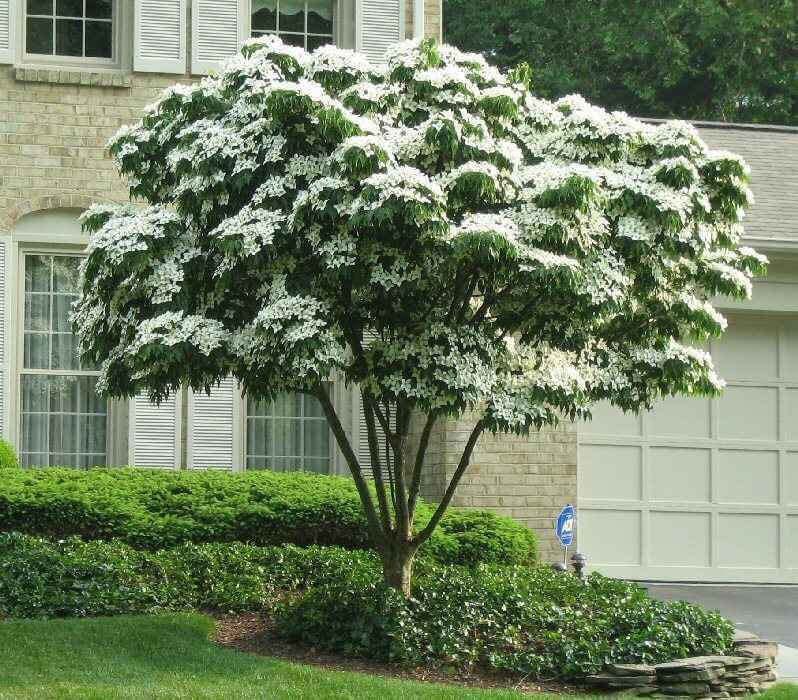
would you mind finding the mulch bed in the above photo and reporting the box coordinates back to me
[212,613,591,696]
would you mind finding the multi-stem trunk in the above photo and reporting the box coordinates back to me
[380,537,416,598]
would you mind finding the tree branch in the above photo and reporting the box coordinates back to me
[314,383,387,548]
[407,410,438,516]
[362,394,394,534]
[413,418,486,546]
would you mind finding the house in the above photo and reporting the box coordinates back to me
[0,2,796,585]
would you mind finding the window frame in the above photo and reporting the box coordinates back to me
[242,388,334,473]
[13,245,116,468]
[19,0,126,69]
[249,0,337,51]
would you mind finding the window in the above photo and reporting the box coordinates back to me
[19,254,107,468]
[245,392,330,472]
[25,0,114,61]
[251,0,334,51]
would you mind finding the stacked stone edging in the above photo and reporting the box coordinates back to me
[585,633,779,698]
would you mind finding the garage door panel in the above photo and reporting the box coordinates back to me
[648,396,711,439]
[580,509,641,565]
[782,322,798,379]
[716,450,779,505]
[579,444,641,501]
[786,453,798,505]
[650,447,711,502]
[650,511,710,567]
[578,313,797,583]
[717,386,779,440]
[717,513,780,569]
[582,401,641,437]
[786,390,798,440]
[787,517,798,568]
[713,321,778,379]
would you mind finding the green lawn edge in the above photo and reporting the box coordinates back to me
[0,613,794,700]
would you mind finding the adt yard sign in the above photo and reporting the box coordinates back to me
[555,504,575,548]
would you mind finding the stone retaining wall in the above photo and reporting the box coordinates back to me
[586,634,779,698]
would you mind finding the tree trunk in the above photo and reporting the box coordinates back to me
[381,541,415,597]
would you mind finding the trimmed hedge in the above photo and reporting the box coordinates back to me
[0,440,19,470]
[0,532,372,618]
[0,533,735,680]
[0,468,537,567]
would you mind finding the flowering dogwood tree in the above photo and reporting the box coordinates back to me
[75,37,764,595]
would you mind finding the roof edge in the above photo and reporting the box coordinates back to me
[642,117,798,135]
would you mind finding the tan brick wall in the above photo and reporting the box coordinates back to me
[405,0,443,42]
[0,67,188,232]
[411,411,578,563]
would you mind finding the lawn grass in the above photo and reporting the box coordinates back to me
[0,613,794,699]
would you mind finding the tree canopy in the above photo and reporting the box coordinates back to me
[444,0,798,126]
[75,37,764,593]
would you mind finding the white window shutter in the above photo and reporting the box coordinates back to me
[356,389,393,481]
[357,0,403,64]
[129,393,181,468]
[187,378,237,469]
[191,0,247,75]
[0,0,14,65]
[135,0,187,74]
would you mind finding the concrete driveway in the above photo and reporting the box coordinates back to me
[644,584,798,683]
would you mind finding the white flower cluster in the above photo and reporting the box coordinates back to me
[76,35,762,428]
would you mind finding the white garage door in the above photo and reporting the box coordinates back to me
[578,314,798,583]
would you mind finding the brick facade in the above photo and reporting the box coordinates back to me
[411,413,578,562]
[0,0,574,560]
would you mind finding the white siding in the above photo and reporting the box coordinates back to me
[191,0,247,75]
[129,392,181,468]
[0,0,12,64]
[187,378,236,469]
[357,0,403,63]
[135,0,187,73]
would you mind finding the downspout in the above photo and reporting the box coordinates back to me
[413,0,425,39]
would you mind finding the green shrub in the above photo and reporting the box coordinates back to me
[0,440,19,469]
[0,532,733,681]
[0,532,378,618]
[0,467,537,567]
[275,565,735,679]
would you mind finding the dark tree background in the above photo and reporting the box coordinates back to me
[444,0,798,125]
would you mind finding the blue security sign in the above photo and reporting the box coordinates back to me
[555,504,575,548]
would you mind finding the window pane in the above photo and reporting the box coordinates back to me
[56,0,82,16]
[28,0,54,15]
[21,375,107,469]
[24,333,49,369]
[51,333,79,370]
[246,417,270,457]
[307,34,331,52]
[55,18,83,56]
[86,0,112,19]
[25,255,51,293]
[52,257,80,293]
[303,420,328,459]
[279,0,304,32]
[307,0,333,34]
[85,20,112,57]
[280,32,304,48]
[52,294,75,332]
[273,418,300,456]
[24,294,50,332]
[251,0,276,31]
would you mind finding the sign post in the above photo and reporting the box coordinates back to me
[554,504,575,567]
